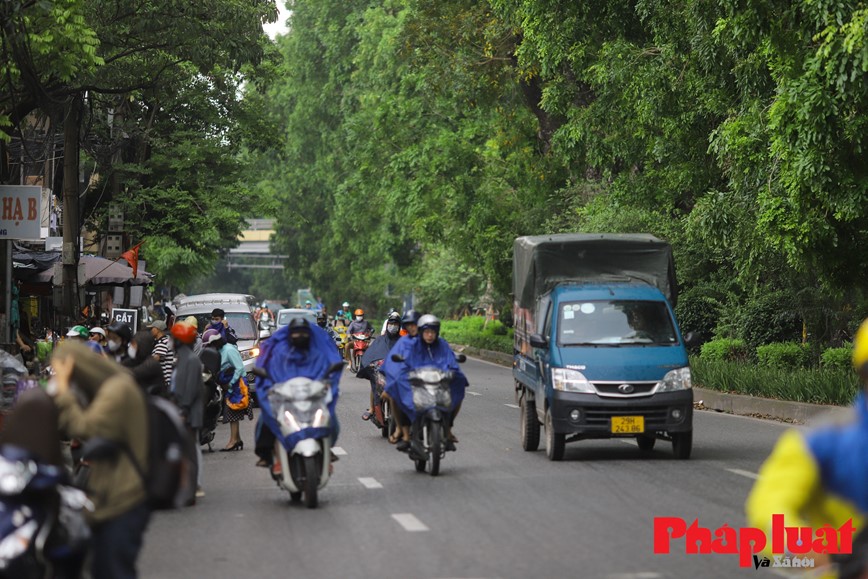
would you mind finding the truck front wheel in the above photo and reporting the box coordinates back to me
[520,397,540,451]
[545,407,565,461]
[672,431,692,460]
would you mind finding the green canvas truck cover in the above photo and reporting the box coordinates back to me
[513,233,678,308]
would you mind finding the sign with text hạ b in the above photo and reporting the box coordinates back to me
[0,186,43,240]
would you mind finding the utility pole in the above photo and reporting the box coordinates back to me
[61,95,81,320]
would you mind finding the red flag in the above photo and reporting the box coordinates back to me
[121,242,143,278]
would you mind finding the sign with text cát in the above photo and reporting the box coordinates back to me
[0,186,43,240]
[111,308,139,333]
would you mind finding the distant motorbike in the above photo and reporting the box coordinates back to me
[363,360,394,439]
[253,363,343,508]
[392,353,466,476]
[349,333,372,373]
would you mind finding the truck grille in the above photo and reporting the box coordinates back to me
[584,406,670,428]
[592,381,657,398]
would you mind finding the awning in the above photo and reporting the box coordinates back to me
[14,252,153,287]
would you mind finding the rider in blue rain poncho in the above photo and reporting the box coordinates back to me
[253,318,342,467]
[383,314,468,449]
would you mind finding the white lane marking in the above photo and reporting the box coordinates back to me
[607,573,662,579]
[464,355,510,368]
[504,403,519,409]
[466,391,482,396]
[619,439,638,446]
[392,513,429,532]
[332,447,347,456]
[726,468,760,480]
[358,477,383,489]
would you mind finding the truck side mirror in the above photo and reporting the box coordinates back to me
[683,332,701,349]
[529,333,548,348]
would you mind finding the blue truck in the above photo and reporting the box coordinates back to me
[512,233,694,460]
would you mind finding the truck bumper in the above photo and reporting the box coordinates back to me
[548,389,693,438]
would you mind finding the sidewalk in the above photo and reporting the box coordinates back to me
[457,345,852,425]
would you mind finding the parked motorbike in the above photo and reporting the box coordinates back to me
[348,333,372,373]
[391,353,466,476]
[199,348,223,450]
[253,363,343,508]
[363,360,394,439]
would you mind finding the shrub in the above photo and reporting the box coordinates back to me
[739,290,802,348]
[821,346,853,371]
[691,356,859,406]
[675,286,722,341]
[440,316,513,354]
[700,338,751,362]
[756,342,810,369]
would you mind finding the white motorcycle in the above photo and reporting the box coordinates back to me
[254,363,342,508]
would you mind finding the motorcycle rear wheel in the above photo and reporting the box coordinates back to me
[380,399,390,438]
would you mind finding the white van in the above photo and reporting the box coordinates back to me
[174,293,260,385]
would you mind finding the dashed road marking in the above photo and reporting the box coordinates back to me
[504,403,519,409]
[726,468,760,480]
[607,573,662,579]
[392,513,429,532]
[332,447,347,456]
[466,391,482,396]
[358,477,383,489]
[619,439,638,446]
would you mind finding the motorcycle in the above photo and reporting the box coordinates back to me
[198,347,223,450]
[363,360,394,439]
[348,333,372,373]
[391,353,466,477]
[0,446,92,579]
[253,362,343,508]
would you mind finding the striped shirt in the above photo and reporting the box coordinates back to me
[152,335,175,390]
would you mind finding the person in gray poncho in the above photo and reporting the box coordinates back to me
[169,322,205,503]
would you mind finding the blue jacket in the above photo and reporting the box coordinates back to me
[255,324,342,449]
[383,335,468,422]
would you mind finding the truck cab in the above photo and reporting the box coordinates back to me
[513,234,693,460]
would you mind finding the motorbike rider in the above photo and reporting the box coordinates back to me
[380,309,400,335]
[746,318,868,578]
[254,318,342,471]
[208,308,238,346]
[317,310,341,348]
[383,314,468,452]
[358,315,402,428]
[345,308,374,360]
[106,320,133,364]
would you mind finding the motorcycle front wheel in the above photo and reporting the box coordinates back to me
[427,421,442,477]
[302,455,319,508]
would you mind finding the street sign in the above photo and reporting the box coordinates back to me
[0,185,43,240]
[111,308,139,333]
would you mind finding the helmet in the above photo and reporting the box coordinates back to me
[171,322,197,345]
[89,327,106,338]
[288,318,311,333]
[417,314,441,333]
[401,309,421,326]
[66,325,89,339]
[202,328,222,345]
[387,311,401,323]
[316,311,327,327]
[853,319,868,371]
[262,301,268,308]
[183,315,199,330]
[106,321,133,343]
[305,300,312,305]
[354,309,364,317]
[342,301,350,308]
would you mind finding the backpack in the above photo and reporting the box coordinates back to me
[127,396,196,510]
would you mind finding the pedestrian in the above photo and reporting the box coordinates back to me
[147,320,174,391]
[169,322,205,503]
[89,326,108,353]
[182,315,204,355]
[48,341,150,579]
[202,328,251,451]
[208,308,238,345]
[106,320,133,364]
[746,318,868,577]
[123,330,165,396]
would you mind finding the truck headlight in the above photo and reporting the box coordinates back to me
[241,347,260,361]
[656,367,692,392]
[551,368,594,393]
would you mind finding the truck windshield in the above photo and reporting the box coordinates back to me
[557,300,678,346]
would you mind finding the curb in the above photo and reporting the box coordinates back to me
[456,344,850,424]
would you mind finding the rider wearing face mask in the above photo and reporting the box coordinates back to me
[253,318,343,469]
[105,321,133,365]
[345,308,373,361]
[357,312,403,429]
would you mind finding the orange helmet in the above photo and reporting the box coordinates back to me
[354,309,364,316]
[170,321,198,345]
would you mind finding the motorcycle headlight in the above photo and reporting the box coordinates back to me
[551,368,594,393]
[655,367,692,392]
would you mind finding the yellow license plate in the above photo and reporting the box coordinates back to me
[611,416,644,434]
